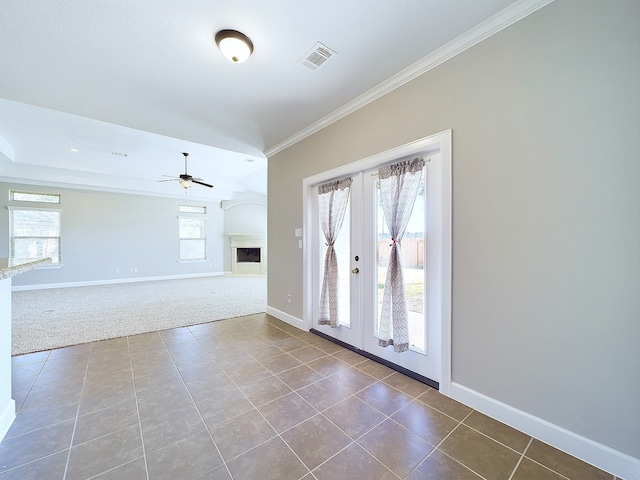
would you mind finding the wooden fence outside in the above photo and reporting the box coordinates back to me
[377,237,424,268]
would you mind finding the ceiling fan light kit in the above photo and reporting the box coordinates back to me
[215,29,253,63]
[159,152,213,190]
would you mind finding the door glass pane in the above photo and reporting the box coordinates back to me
[335,200,351,327]
[375,169,426,352]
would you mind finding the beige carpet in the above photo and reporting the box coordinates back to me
[11,275,267,355]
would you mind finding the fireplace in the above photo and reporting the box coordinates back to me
[229,234,266,275]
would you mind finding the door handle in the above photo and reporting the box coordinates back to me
[351,268,359,274]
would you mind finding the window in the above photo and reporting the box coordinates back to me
[179,216,206,261]
[10,191,60,203]
[179,205,206,214]
[8,207,61,266]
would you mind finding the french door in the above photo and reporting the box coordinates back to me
[305,133,451,385]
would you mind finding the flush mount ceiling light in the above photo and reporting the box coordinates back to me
[215,29,253,63]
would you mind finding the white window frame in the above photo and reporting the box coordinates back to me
[10,190,61,204]
[7,205,62,267]
[178,205,207,214]
[178,214,207,262]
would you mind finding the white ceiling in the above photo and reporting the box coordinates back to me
[0,0,523,201]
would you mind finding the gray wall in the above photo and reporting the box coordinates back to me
[0,182,225,286]
[267,0,639,460]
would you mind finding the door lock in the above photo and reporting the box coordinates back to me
[351,268,359,274]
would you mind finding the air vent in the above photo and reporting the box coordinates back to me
[298,42,336,70]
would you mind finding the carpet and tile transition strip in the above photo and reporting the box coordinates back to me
[11,275,267,355]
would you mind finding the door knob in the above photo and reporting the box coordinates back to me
[351,268,359,274]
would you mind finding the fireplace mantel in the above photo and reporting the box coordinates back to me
[229,234,266,275]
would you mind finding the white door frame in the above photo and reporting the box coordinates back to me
[302,130,452,395]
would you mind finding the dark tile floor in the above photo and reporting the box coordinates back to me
[2,314,618,480]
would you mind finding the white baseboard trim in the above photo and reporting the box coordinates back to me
[450,382,640,480]
[0,399,16,443]
[265,306,304,331]
[12,272,226,291]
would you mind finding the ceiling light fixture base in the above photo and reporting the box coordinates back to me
[215,29,254,63]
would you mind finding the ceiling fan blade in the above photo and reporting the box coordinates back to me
[192,179,214,188]
[162,175,180,179]
[158,179,178,183]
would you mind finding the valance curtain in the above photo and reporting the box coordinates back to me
[318,177,352,327]
[377,157,425,352]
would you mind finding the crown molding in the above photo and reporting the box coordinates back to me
[264,0,555,158]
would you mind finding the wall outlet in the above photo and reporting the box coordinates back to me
[287,295,292,303]
[115,268,120,273]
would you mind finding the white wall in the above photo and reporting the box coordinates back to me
[0,277,15,442]
[0,182,225,287]
[222,196,267,272]
[267,0,639,475]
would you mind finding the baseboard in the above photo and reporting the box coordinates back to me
[265,306,304,330]
[0,398,15,443]
[450,382,640,480]
[12,272,226,291]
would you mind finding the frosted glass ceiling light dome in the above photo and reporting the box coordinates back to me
[215,30,253,63]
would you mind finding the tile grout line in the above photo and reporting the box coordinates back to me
[194,320,362,479]
[8,315,618,480]
[509,438,587,480]
[4,348,102,477]
[12,320,399,479]
[314,438,402,480]
[404,409,491,480]
[520,453,575,480]
[460,416,533,457]
[60,320,376,474]
[10,356,46,415]
[258,323,442,479]
[507,437,534,480]
[168,333,236,480]
[225,342,316,479]
[128,334,152,480]
[457,418,580,480]
[61,342,93,480]
[264,325,420,479]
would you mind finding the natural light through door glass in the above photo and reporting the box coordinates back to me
[375,169,426,352]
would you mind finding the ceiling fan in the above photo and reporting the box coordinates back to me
[159,152,213,189]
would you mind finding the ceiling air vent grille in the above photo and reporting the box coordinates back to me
[298,42,337,70]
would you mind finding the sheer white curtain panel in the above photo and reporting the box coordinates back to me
[318,177,352,327]
[377,157,425,352]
